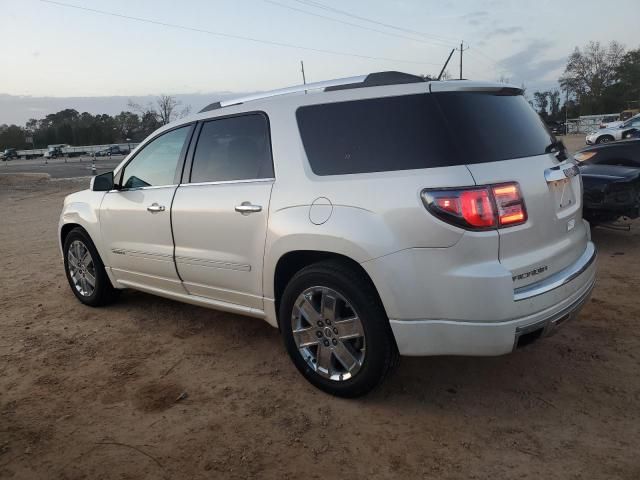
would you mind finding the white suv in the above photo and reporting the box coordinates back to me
[59,72,597,397]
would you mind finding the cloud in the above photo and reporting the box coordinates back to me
[484,26,523,40]
[498,40,566,87]
[460,10,488,26]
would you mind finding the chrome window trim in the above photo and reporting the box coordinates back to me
[180,178,275,187]
[107,184,178,193]
[513,242,597,301]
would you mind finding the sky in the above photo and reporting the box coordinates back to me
[1,0,639,124]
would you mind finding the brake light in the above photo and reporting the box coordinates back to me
[421,182,527,230]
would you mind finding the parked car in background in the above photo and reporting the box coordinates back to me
[599,115,620,129]
[576,139,640,224]
[579,164,640,224]
[575,138,640,168]
[586,114,640,144]
[620,109,640,121]
[58,72,596,397]
[44,145,65,159]
[94,145,130,157]
[1,148,18,161]
[545,120,566,135]
[622,128,640,140]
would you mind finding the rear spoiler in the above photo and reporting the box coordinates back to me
[429,81,523,96]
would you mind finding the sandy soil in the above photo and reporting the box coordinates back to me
[0,176,638,480]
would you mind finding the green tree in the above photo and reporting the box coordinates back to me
[533,91,549,118]
[559,41,625,115]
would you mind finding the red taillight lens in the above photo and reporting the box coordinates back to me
[422,182,527,230]
[460,189,495,227]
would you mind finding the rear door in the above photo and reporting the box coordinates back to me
[432,89,588,288]
[171,113,274,309]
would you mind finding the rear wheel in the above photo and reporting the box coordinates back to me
[63,227,117,307]
[279,260,397,397]
[596,135,614,144]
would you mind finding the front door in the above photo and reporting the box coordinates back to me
[100,125,192,293]
[171,113,275,309]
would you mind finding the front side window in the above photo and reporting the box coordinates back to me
[190,113,273,183]
[121,126,190,189]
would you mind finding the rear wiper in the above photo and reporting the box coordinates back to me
[545,139,567,161]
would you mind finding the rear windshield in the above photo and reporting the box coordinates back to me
[296,91,554,176]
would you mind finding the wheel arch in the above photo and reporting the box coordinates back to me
[272,249,388,328]
[597,134,615,143]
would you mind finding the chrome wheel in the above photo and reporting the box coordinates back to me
[292,286,366,381]
[67,240,96,297]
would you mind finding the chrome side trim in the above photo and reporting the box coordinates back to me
[180,178,275,187]
[219,76,367,107]
[110,248,173,261]
[175,255,251,272]
[513,242,597,301]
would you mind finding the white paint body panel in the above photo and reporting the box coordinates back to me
[99,186,184,293]
[171,180,274,309]
[58,78,596,355]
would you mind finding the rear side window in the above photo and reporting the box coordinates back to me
[190,113,273,183]
[296,94,451,175]
[296,92,554,176]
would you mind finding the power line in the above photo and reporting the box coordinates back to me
[39,0,440,66]
[292,0,459,45]
[262,0,453,49]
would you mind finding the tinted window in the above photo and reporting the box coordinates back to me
[190,114,273,183]
[434,92,554,164]
[296,92,554,176]
[297,94,452,175]
[122,126,190,189]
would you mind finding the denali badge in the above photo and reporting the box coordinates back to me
[512,266,548,282]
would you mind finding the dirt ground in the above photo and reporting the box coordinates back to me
[1,175,638,480]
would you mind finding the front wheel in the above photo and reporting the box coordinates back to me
[279,261,397,397]
[63,227,117,307]
[596,135,614,144]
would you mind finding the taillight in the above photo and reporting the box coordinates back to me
[421,182,527,230]
[492,183,527,226]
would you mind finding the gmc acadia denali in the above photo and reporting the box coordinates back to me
[58,72,597,397]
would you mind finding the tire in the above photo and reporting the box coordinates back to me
[596,135,614,144]
[63,227,117,307]
[279,260,398,398]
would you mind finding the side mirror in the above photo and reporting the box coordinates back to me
[91,171,114,191]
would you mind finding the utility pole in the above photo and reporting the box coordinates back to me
[458,41,469,80]
[438,48,456,80]
[300,60,306,85]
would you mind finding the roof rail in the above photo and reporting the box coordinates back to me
[199,71,425,113]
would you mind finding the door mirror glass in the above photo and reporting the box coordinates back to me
[91,171,114,191]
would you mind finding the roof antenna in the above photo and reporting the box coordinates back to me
[437,48,455,81]
[301,60,307,93]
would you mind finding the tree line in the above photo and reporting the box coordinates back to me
[531,42,639,121]
[0,94,190,150]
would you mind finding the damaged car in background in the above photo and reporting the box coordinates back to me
[575,139,640,224]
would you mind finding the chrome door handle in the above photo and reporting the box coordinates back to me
[147,203,165,213]
[235,202,262,215]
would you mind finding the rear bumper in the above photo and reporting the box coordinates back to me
[388,244,597,356]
